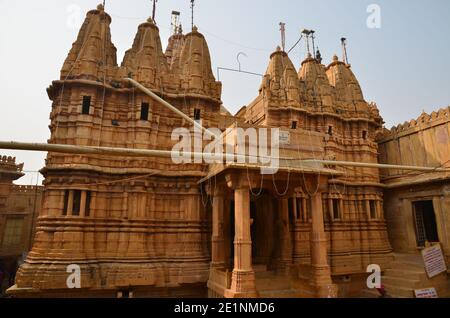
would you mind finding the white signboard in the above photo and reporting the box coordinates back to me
[414,288,438,298]
[279,131,290,145]
[421,244,448,278]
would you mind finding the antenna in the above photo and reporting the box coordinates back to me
[171,11,181,35]
[341,37,349,64]
[152,0,158,22]
[190,0,195,30]
[310,30,316,59]
[279,22,286,52]
[302,29,313,55]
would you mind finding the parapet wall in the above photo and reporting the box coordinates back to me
[378,106,450,180]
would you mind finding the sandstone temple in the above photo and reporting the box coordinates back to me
[3,5,449,298]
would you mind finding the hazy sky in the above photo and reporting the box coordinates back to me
[1,0,449,184]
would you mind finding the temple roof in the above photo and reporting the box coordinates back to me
[60,4,117,80]
[298,53,335,109]
[121,18,169,89]
[176,26,221,98]
[326,55,364,105]
[259,47,302,106]
[165,28,186,70]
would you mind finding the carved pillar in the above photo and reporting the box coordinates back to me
[211,189,226,268]
[376,200,383,220]
[80,191,87,217]
[277,197,292,272]
[67,190,74,216]
[310,186,338,298]
[292,197,298,220]
[225,185,257,298]
[365,199,371,220]
[302,198,308,222]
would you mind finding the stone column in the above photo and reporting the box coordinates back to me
[225,187,257,298]
[80,191,87,217]
[67,190,74,216]
[211,190,226,268]
[292,197,298,220]
[376,200,383,220]
[302,198,308,222]
[365,199,371,220]
[310,190,338,298]
[277,197,292,273]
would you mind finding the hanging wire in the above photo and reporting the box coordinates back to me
[287,35,303,54]
[246,166,264,197]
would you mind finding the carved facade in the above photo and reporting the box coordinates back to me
[8,5,400,298]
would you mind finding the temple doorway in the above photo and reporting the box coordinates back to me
[226,191,282,271]
[413,200,440,247]
[250,193,278,269]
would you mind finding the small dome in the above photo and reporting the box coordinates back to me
[259,49,301,105]
[176,27,221,99]
[60,6,117,80]
[299,55,335,108]
[326,56,364,104]
[121,18,169,88]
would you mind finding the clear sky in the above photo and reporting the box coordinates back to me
[1,0,450,184]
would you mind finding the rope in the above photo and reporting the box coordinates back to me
[97,11,109,147]
[287,35,303,54]
[246,166,264,197]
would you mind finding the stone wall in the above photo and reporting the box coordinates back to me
[379,107,450,266]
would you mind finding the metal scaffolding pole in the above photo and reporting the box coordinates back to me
[124,78,218,139]
[0,141,449,173]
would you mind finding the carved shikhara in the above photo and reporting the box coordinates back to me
[10,5,396,298]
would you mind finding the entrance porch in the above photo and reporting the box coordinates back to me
[204,165,340,298]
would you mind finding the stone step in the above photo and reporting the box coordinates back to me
[254,268,297,293]
[256,279,291,292]
[358,289,382,298]
[258,289,299,298]
[393,253,423,261]
[384,268,426,280]
[382,275,422,289]
[390,260,425,271]
[383,285,416,298]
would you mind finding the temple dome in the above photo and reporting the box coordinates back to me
[176,26,221,99]
[259,47,302,106]
[60,5,117,80]
[165,27,186,70]
[121,18,169,89]
[326,55,364,105]
[298,53,335,110]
